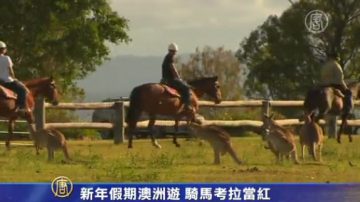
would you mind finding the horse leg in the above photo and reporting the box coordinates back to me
[127,120,136,149]
[173,119,181,147]
[6,119,15,150]
[127,111,141,149]
[23,113,40,154]
[337,114,349,143]
[148,115,161,149]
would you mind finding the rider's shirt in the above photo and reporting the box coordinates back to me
[320,59,347,88]
[0,55,14,83]
[162,53,176,81]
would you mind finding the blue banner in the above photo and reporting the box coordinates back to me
[1,182,360,202]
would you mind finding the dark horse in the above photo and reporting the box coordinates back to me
[1,77,59,151]
[304,81,360,143]
[126,76,222,148]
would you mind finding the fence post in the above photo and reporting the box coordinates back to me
[326,115,337,138]
[261,99,271,135]
[262,99,271,117]
[113,101,125,144]
[34,97,45,131]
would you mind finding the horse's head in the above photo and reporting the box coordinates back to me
[45,77,60,106]
[188,76,222,104]
[25,77,60,106]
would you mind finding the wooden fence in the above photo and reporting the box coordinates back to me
[33,98,360,144]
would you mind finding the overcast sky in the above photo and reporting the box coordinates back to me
[108,0,291,57]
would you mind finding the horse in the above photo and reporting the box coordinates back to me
[1,77,59,151]
[303,81,360,143]
[126,76,222,149]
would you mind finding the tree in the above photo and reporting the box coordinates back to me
[180,46,243,100]
[237,0,360,99]
[179,46,246,119]
[0,0,130,94]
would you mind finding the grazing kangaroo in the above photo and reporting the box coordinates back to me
[35,128,70,161]
[262,114,299,164]
[299,113,324,161]
[188,122,242,165]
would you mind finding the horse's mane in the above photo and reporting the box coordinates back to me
[24,77,51,87]
[187,76,217,86]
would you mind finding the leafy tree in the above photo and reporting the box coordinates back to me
[0,0,130,95]
[180,46,244,100]
[237,0,360,99]
[179,46,246,119]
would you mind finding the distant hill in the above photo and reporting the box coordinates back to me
[77,55,163,102]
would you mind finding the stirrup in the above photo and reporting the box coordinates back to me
[184,105,193,111]
[16,107,30,113]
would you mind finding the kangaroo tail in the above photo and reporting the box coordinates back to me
[227,143,242,165]
[310,142,317,161]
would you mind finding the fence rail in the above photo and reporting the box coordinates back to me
[35,99,360,144]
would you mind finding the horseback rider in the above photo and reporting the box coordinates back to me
[161,43,193,111]
[320,51,353,114]
[0,41,28,112]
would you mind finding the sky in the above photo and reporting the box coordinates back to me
[108,0,291,57]
[77,0,293,118]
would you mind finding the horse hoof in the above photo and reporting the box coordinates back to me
[175,143,181,147]
[154,144,162,149]
[128,145,133,149]
[337,139,341,144]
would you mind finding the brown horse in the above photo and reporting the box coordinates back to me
[2,77,59,150]
[304,81,360,143]
[126,76,222,148]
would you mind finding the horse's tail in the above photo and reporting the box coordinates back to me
[304,88,320,114]
[126,86,142,124]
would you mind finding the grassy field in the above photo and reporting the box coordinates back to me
[0,136,359,183]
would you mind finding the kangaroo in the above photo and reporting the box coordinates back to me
[299,113,324,161]
[188,122,242,165]
[262,114,299,164]
[35,128,70,161]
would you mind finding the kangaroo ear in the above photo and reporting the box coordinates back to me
[309,111,316,121]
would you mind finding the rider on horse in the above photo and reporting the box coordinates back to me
[320,51,352,115]
[0,41,28,113]
[161,43,193,112]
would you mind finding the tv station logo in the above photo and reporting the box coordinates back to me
[305,9,329,34]
[51,176,74,198]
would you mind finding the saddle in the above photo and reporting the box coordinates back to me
[162,85,181,97]
[317,86,344,98]
[0,86,17,99]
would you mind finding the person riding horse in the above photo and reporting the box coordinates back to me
[320,52,352,116]
[161,43,193,112]
[0,41,28,113]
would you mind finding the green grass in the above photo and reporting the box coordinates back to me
[0,136,360,183]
